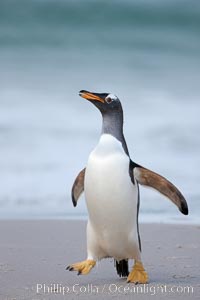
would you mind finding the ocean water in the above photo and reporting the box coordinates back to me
[0,0,200,223]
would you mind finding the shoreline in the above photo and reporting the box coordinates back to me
[0,220,199,299]
[0,214,198,225]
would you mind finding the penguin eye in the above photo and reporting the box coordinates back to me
[106,97,113,104]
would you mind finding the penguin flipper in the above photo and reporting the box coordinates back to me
[132,162,188,215]
[71,168,86,207]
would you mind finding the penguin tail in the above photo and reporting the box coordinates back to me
[115,259,129,277]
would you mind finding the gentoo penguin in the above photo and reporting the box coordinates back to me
[67,90,188,283]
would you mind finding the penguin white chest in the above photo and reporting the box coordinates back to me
[84,134,139,258]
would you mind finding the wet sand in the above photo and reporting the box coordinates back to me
[0,220,199,299]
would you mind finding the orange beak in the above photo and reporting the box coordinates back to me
[79,90,104,103]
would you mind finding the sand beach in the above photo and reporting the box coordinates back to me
[0,220,199,299]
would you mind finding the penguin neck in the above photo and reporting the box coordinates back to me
[101,111,129,156]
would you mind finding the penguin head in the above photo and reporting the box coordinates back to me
[79,90,122,115]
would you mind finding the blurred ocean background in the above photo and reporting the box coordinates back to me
[0,0,199,223]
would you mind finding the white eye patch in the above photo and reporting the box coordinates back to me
[106,94,118,101]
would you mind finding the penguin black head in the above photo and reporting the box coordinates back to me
[79,90,122,115]
[79,90,129,154]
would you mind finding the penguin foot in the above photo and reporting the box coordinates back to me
[127,261,148,284]
[66,259,96,275]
